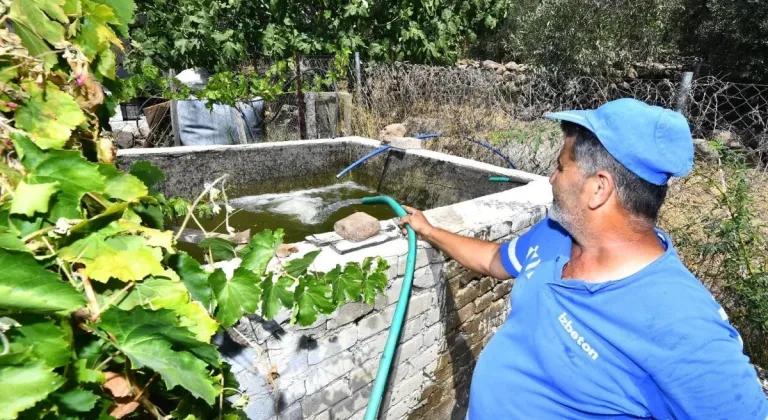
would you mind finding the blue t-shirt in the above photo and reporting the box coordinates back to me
[468,217,768,420]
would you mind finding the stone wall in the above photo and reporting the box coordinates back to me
[216,179,552,420]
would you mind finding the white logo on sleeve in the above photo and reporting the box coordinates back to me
[558,312,600,360]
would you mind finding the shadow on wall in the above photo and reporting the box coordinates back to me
[405,249,481,420]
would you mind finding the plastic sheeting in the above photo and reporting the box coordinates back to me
[171,98,264,146]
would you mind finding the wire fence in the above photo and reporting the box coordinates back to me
[350,61,768,174]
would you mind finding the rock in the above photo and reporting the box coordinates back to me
[482,60,503,71]
[626,67,639,79]
[378,123,407,143]
[384,136,422,150]
[495,67,506,75]
[113,131,135,149]
[334,212,380,242]
[504,61,518,71]
[693,139,718,163]
[755,365,768,397]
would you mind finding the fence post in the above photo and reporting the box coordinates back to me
[354,52,362,101]
[296,52,306,140]
[677,71,694,114]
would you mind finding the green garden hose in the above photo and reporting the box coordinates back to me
[488,176,511,183]
[361,195,418,420]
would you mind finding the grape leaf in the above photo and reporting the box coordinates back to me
[11,17,57,69]
[91,0,135,37]
[74,359,105,384]
[0,226,30,253]
[73,2,121,60]
[13,320,71,368]
[98,164,148,202]
[15,81,87,150]
[118,277,218,342]
[0,249,85,313]
[10,180,59,217]
[240,229,283,275]
[22,142,106,219]
[131,201,165,229]
[198,237,236,262]
[329,264,361,304]
[283,249,321,277]
[128,161,165,188]
[0,363,65,419]
[9,0,67,46]
[78,236,166,282]
[208,268,262,328]
[57,388,99,413]
[98,307,220,404]
[260,274,294,320]
[166,252,214,308]
[292,275,335,326]
[362,271,387,306]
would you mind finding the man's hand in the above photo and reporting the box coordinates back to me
[398,205,435,241]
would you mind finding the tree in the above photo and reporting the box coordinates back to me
[125,0,511,74]
[674,0,768,82]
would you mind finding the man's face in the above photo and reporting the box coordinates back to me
[549,135,588,234]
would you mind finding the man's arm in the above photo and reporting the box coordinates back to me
[398,206,511,280]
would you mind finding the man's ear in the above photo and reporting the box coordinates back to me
[587,170,615,210]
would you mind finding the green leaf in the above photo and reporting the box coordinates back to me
[96,47,117,79]
[10,20,57,69]
[167,253,214,308]
[362,271,387,306]
[15,81,87,150]
[63,0,82,15]
[9,0,66,45]
[98,164,148,202]
[87,235,165,282]
[23,144,106,220]
[74,359,105,384]
[11,133,45,170]
[57,389,99,413]
[13,320,71,368]
[283,250,321,277]
[91,0,135,37]
[240,229,283,275]
[73,2,121,60]
[129,161,165,188]
[117,276,218,342]
[292,275,335,326]
[10,180,59,216]
[0,226,30,253]
[198,237,237,262]
[0,363,66,419]
[208,268,261,328]
[98,307,220,403]
[330,265,361,304]
[0,249,85,313]
[131,201,165,229]
[260,274,294,320]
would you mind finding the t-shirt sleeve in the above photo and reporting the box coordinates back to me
[499,217,551,278]
[649,315,768,419]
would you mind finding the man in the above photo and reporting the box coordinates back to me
[399,98,768,419]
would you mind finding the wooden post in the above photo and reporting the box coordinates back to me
[296,52,306,140]
[677,71,694,114]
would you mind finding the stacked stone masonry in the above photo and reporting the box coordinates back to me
[222,218,542,420]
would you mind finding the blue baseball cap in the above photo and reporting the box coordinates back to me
[544,98,694,185]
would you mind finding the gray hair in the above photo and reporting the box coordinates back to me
[562,121,668,222]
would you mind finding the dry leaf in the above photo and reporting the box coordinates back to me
[276,243,299,257]
[102,372,133,398]
[109,400,139,419]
